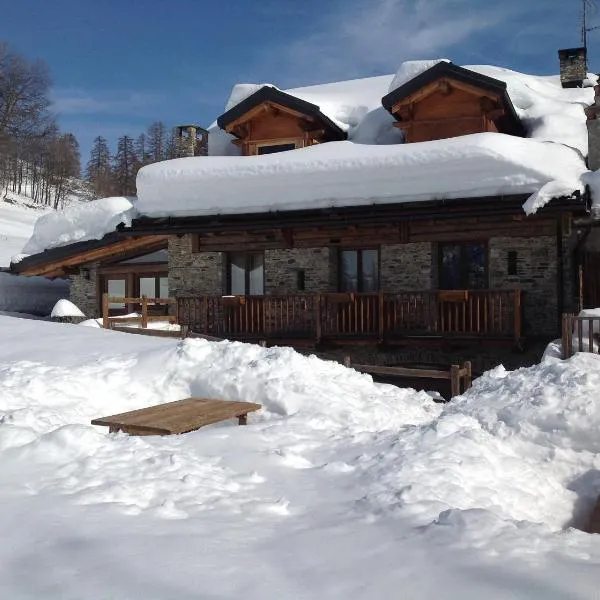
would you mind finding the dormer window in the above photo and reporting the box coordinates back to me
[257,143,296,155]
[217,86,346,156]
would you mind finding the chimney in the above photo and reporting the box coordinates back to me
[586,84,600,170]
[175,124,208,157]
[558,47,588,88]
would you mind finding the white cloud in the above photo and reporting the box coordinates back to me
[272,0,546,84]
[51,89,165,116]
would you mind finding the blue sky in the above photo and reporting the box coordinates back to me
[1,0,597,163]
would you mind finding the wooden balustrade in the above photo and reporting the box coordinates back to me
[562,314,600,358]
[176,289,522,343]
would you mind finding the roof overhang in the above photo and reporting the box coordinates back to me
[11,233,169,278]
[217,86,347,141]
[381,62,525,137]
[120,193,587,237]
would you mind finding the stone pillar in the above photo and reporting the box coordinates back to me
[558,47,587,88]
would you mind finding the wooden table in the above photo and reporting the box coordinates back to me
[91,398,262,436]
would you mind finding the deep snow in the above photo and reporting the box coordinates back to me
[0,316,599,599]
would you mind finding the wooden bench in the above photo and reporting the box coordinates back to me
[91,398,262,436]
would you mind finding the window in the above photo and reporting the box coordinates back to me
[257,143,296,155]
[139,275,169,301]
[106,278,126,310]
[296,269,306,292]
[439,243,487,290]
[227,253,264,295]
[507,251,518,276]
[339,249,379,292]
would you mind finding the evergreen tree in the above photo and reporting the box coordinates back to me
[112,135,136,195]
[146,121,166,162]
[86,135,112,198]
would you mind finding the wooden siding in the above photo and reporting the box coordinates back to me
[390,78,508,143]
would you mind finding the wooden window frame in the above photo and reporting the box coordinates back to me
[437,241,489,290]
[226,252,265,295]
[338,247,380,293]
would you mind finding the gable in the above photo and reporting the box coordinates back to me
[381,62,524,142]
[216,86,346,154]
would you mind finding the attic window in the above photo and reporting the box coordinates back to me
[257,143,296,155]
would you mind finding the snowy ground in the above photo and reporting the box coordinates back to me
[0,198,48,267]
[1,316,600,599]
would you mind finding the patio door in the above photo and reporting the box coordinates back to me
[438,243,487,333]
[226,253,265,334]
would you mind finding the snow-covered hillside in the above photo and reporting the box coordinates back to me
[0,196,69,314]
[0,316,599,598]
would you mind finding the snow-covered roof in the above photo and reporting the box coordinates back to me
[136,133,586,218]
[19,60,597,255]
[20,196,137,258]
[137,60,594,220]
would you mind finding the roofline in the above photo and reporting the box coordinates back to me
[381,62,525,137]
[11,233,168,276]
[216,86,347,140]
[120,193,587,237]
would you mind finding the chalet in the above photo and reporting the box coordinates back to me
[12,52,600,370]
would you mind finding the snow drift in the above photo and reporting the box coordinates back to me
[0,317,600,598]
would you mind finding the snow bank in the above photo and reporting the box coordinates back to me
[51,299,85,318]
[0,272,68,315]
[22,196,137,255]
[1,317,600,598]
[137,133,586,218]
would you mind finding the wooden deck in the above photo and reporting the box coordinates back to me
[177,289,522,345]
[91,398,262,436]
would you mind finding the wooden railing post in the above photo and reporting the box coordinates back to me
[378,291,384,341]
[203,296,209,335]
[141,296,148,329]
[315,293,322,344]
[513,288,522,344]
[463,361,472,391]
[102,293,110,329]
[450,364,460,398]
[562,313,573,359]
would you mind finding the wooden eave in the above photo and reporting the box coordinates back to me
[12,234,168,278]
[120,192,587,238]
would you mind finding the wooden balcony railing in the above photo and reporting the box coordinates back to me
[177,289,522,344]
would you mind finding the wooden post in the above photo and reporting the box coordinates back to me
[562,313,573,359]
[578,264,584,314]
[378,291,385,341]
[102,293,110,329]
[238,414,248,426]
[141,296,148,329]
[513,288,522,345]
[450,364,460,398]
[315,293,322,344]
[203,296,209,334]
[463,361,472,391]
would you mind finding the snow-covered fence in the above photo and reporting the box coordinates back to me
[101,294,177,330]
[562,313,600,358]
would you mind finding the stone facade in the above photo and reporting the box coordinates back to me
[69,265,99,318]
[264,247,333,293]
[169,236,224,296]
[489,236,558,337]
[380,243,432,290]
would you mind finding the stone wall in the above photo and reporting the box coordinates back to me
[69,265,99,318]
[380,243,432,290]
[168,236,223,296]
[264,248,333,293]
[489,236,558,337]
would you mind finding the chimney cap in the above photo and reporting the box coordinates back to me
[558,46,587,57]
